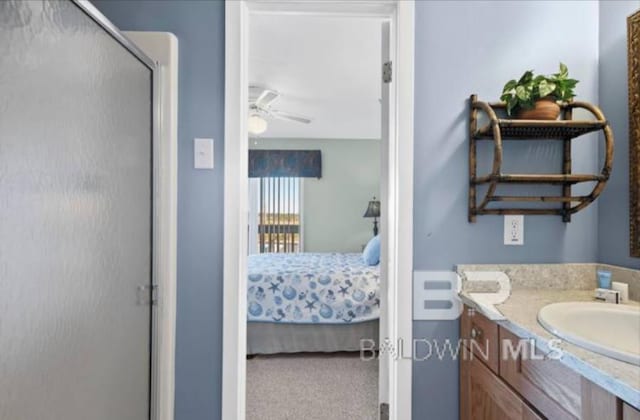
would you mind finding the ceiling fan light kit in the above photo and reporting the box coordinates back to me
[247,86,313,135]
[248,114,268,135]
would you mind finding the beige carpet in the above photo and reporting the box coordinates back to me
[246,352,378,420]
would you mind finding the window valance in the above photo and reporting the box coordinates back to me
[248,150,322,178]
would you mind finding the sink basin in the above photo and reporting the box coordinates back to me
[538,302,640,365]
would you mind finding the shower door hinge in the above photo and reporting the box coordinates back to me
[383,61,392,83]
[380,403,389,420]
[137,284,158,306]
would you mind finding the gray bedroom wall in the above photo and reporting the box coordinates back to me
[92,2,225,419]
[94,1,603,420]
[250,138,381,253]
[598,0,640,269]
[413,1,599,418]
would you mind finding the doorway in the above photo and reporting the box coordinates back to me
[245,12,385,418]
[223,2,415,420]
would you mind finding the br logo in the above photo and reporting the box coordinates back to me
[413,271,511,321]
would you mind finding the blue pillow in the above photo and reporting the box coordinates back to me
[362,235,380,266]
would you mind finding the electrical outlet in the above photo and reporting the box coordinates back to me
[504,215,524,245]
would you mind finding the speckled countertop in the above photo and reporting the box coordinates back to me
[459,289,640,409]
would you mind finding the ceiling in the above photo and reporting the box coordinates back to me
[249,14,382,139]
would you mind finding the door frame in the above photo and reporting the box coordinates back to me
[123,32,179,420]
[73,3,178,420]
[222,1,415,419]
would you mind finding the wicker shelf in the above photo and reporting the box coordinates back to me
[475,120,606,140]
[469,95,614,222]
[473,174,606,185]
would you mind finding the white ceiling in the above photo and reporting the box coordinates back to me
[249,14,382,139]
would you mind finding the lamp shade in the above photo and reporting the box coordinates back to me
[363,197,380,218]
[248,114,268,135]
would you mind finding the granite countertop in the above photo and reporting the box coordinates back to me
[459,289,640,409]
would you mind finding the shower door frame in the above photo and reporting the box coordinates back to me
[69,2,175,420]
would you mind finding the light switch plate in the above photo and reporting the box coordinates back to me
[194,138,214,169]
[504,215,524,245]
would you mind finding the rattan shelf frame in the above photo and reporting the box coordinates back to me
[469,94,614,223]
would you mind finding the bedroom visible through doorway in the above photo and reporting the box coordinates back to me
[245,12,385,420]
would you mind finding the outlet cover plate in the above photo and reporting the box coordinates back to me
[504,215,524,245]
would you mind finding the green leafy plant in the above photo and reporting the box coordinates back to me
[500,63,579,116]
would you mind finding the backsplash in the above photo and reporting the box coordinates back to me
[457,263,639,300]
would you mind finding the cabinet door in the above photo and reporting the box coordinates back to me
[624,403,640,420]
[500,328,581,420]
[581,378,624,420]
[461,346,470,420]
[465,346,542,420]
[461,305,500,374]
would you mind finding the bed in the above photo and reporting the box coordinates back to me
[246,252,380,354]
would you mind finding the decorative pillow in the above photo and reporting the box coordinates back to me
[362,235,380,266]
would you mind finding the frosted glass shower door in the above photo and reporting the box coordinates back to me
[0,1,153,420]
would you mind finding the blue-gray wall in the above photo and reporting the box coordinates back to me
[598,0,640,269]
[92,2,225,419]
[413,2,599,417]
[92,1,632,419]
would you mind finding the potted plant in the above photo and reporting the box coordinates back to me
[500,63,579,120]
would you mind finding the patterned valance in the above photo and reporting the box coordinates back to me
[248,150,322,178]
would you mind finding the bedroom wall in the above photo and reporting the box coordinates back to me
[250,138,381,253]
[598,0,640,269]
[413,1,600,418]
[94,1,603,420]
[92,2,225,419]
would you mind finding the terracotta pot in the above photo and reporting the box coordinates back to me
[516,97,561,120]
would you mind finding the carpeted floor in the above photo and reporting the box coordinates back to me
[246,352,378,420]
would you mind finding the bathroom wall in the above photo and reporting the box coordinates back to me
[250,138,381,253]
[598,0,640,269]
[92,2,225,419]
[94,1,603,419]
[413,1,599,418]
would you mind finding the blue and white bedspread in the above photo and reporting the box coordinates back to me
[247,253,380,324]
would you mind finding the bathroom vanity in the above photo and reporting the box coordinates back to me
[459,305,639,420]
[457,264,640,420]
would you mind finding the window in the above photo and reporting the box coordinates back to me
[249,177,302,253]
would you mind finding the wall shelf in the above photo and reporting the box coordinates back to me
[469,94,614,223]
[475,120,606,140]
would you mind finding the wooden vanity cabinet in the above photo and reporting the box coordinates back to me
[624,403,640,420]
[460,305,638,420]
[499,328,581,420]
[461,304,500,374]
[461,346,542,420]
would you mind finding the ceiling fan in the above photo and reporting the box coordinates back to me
[248,86,312,134]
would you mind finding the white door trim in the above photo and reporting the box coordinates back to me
[124,31,179,420]
[388,5,415,418]
[223,3,250,420]
[222,2,414,419]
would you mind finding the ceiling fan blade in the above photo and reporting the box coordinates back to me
[255,89,280,108]
[270,109,312,124]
